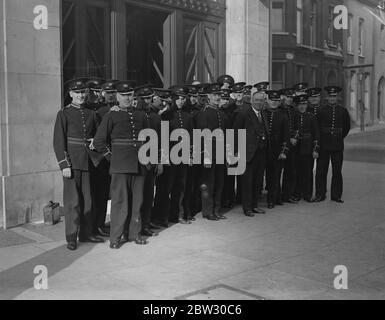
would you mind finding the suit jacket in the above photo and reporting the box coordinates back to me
[53,104,102,171]
[318,104,351,151]
[93,108,149,174]
[233,106,268,163]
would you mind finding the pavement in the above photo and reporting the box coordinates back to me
[0,125,385,300]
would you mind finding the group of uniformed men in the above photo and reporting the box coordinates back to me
[53,75,351,251]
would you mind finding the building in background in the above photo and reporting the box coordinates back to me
[0,0,270,228]
[342,0,385,127]
[271,0,344,101]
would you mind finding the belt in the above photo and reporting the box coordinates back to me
[68,137,88,146]
[321,127,342,134]
[111,139,143,147]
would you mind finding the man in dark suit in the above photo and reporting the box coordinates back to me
[53,78,105,251]
[94,81,150,249]
[233,89,268,216]
[315,86,351,203]
[264,90,290,209]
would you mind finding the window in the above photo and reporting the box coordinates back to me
[296,0,303,44]
[310,1,317,47]
[296,65,304,82]
[359,18,364,56]
[381,25,385,51]
[311,68,317,87]
[272,1,285,32]
[364,74,370,111]
[350,71,357,110]
[272,62,286,89]
[347,14,353,54]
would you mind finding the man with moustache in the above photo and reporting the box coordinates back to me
[233,89,268,216]
[197,83,229,221]
[53,78,105,251]
[264,90,290,209]
[94,81,150,248]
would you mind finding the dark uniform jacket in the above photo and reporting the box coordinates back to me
[308,104,322,120]
[96,102,115,121]
[264,108,290,157]
[293,112,320,155]
[279,104,298,143]
[161,105,194,144]
[53,104,101,171]
[93,108,150,174]
[233,106,268,163]
[318,104,351,151]
[142,104,162,164]
[196,104,229,162]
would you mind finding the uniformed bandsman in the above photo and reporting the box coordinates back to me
[182,85,203,220]
[279,88,299,204]
[53,78,105,251]
[154,86,194,226]
[264,90,290,209]
[315,86,351,203]
[197,83,229,220]
[306,87,322,199]
[84,78,112,238]
[292,94,320,202]
[217,75,235,90]
[135,87,164,237]
[94,80,150,248]
[293,82,309,97]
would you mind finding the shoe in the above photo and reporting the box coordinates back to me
[332,198,344,203]
[142,228,159,237]
[186,215,196,222]
[287,198,299,204]
[304,197,313,203]
[268,203,275,209]
[252,207,266,214]
[96,227,110,237]
[149,223,162,230]
[129,238,149,245]
[244,211,255,217]
[67,241,77,251]
[110,239,125,249]
[314,196,326,203]
[204,214,219,221]
[179,219,192,225]
[216,214,227,220]
[79,235,105,243]
[120,234,129,243]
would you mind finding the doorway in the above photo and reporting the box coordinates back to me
[126,5,171,88]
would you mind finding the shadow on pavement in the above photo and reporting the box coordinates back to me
[0,243,95,300]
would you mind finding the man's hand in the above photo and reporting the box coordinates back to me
[313,151,319,159]
[88,139,95,151]
[290,138,297,146]
[278,153,287,161]
[62,168,72,179]
[110,105,120,112]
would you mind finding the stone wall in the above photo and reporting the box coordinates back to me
[0,0,62,228]
[226,0,270,83]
